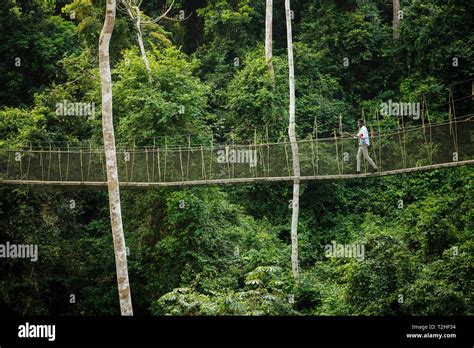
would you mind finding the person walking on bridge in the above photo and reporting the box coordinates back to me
[353,119,378,174]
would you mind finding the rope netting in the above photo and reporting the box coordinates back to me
[1,116,473,185]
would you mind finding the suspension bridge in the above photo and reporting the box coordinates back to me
[1,114,473,187]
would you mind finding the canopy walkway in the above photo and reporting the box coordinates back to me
[1,115,473,187]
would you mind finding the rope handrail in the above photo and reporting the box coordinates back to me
[2,114,473,151]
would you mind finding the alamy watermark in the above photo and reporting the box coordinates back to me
[324,241,365,262]
[380,100,420,120]
[0,242,38,262]
[55,100,96,120]
[216,147,258,167]
[18,322,55,341]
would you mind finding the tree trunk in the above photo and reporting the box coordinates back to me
[392,0,400,40]
[284,0,300,280]
[99,0,134,315]
[265,0,275,86]
[133,6,152,82]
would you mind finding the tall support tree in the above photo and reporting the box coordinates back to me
[265,0,275,85]
[119,0,176,83]
[99,0,134,315]
[392,0,400,40]
[125,0,152,81]
[284,0,300,279]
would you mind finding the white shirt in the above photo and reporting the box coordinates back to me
[357,126,370,146]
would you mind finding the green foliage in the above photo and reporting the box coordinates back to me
[0,108,47,148]
[0,0,472,317]
[114,47,211,146]
[0,0,78,105]
[62,0,134,61]
[0,188,118,315]
[153,265,296,315]
[225,48,288,141]
[398,0,474,83]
